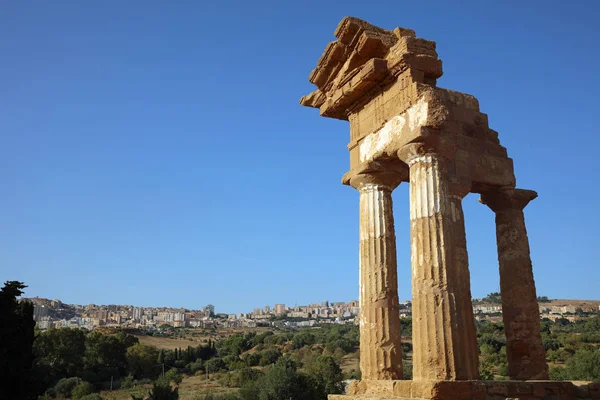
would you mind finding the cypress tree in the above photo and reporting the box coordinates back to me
[0,281,35,400]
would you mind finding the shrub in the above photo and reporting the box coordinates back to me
[165,368,183,384]
[206,358,227,373]
[53,377,83,398]
[120,375,135,389]
[148,377,179,400]
[565,349,600,381]
[71,381,94,399]
[241,353,260,367]
[259,349,282,366]
[188,359,204,374]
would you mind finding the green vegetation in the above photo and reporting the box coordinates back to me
[472,292,502,305]
[542,317,600,381]
[3,281,600,400]
[476,317,600,382]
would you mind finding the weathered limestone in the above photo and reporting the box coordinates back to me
[300,16,558,399]
[480,188,549,380]
[343,161,407,380]
[447,182,479,381]
[339,379,596,400]
[403,152,478,381]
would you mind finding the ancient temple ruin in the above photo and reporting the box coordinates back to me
[300,17,595,400]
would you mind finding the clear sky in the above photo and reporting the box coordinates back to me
[1,1,598,314]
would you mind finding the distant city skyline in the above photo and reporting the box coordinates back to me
[2,2,599,312]
[27,292,600,332]
[22,292,590,316]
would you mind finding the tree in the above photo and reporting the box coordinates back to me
[0,281,36,400]
[259,349,282,366]
[253,358,305,400]
[164,368,183,384]
[126,343,159,379]
[291,331,316,349]
[84,331,130,382]
[33,327,86,392]
[481,292,502,304]
[52,377,83,398]
[564,349,600,381]
[306,355,344,395]
[71,381,95,399]
[537,296,551,303]
[148,377,179,400]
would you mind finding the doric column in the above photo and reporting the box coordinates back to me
[406,153,479,381]
[448,182,480,380]
[344,161,407,380]
[480,188,549,380]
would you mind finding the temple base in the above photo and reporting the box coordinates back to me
[329,380,600,400]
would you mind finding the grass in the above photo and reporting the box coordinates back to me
[99,374,237,400]
[135,335,201,350]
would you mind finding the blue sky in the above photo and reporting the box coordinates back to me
[1,1,598,314]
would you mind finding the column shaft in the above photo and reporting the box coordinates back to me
[358,183,403,380]
[448,195,480,379]
[409,154,479,381]
[495,208,549,380]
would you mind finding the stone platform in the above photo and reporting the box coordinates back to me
[328,380,600,400]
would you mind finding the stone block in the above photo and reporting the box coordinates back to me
[472,154,516,188]
[346,379,366,395]
[470,382,487,400]
[363,380,395,396]
[392,380,412,397]
[431,381,472,400]
[441,120,463,135]
[410,381,436,399]
[485,143,508,158]
[573,383,590,399]
[539,382,562,400]
[589,383,600,399]
[506,381,533,397]
[487,382,509,396]
[558,381,578,398]
[451,107,484,124]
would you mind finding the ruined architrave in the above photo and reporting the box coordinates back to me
[299,17,593,400]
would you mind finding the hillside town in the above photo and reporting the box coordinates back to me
[25,296,600,331]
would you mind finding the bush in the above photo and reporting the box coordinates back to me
[237,367,263,387]
[148,377,179,400]
[307,354,345,395]
[564,349,600,381]
[120,375,135,389]
[549,365,570,380]
[53,377,83,398]
[165,368,183,384]
[71,381,94,399]
[480,362,494,380]
[241,353,260,367]
[206,358,227,373]
[188,359,204,373]
[259,349,282,366]
[402,360,413,380]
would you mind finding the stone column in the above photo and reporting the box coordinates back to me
[448,182,480,380]
[406,154,479,381]
[346,163,406,380]
[480,188,549,380]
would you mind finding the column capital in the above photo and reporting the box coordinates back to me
[397,137,459,165]
[342,159,409,191]
[479,188,538,212]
